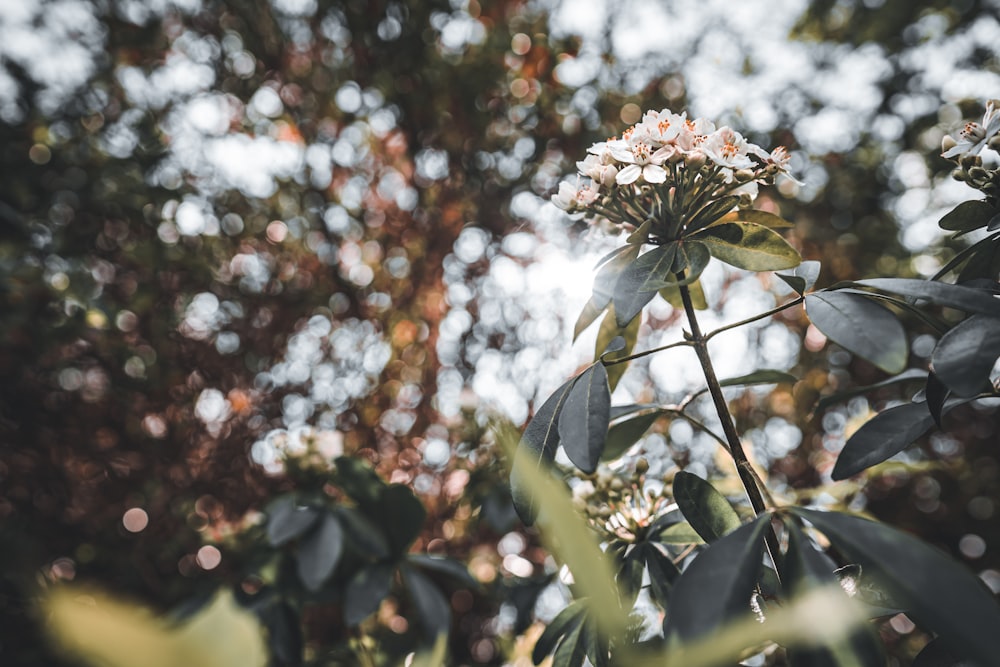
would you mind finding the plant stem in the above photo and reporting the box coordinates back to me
[676,277,783,583]
[704,296,804,341]
[603,338,695,366]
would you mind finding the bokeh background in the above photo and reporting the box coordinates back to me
[2,0,1000,664]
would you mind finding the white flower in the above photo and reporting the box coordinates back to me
[640,108,685,146]
[610,129,668,185]
[942,99,1000,159]
[552,178,600,211]
[576,153,619,188]
[704,127,755,171]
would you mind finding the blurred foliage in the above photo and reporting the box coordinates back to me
[1,0,1000,664]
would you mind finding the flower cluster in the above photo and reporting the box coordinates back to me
[942,100,1000,198]
[552,107,793,240]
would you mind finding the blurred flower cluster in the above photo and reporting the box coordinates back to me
[942,99,1000,197]
[552,108,792,240]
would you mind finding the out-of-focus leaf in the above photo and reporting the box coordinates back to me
[343,562,394,626]
[913,638,973,666]
[500,423,626,637]
[573,297,606,342]
[402,563,451,642]
[693,222,801,271]
[295,513,344,592]
[408,554,478,589]
[266,497,321,547]
[663,514,769,641]
[511,377,576,525]
[793,508,1000,665]
[558,363,611,474]
[854,278,1000,316]
[532,601,587,665]
[831,402,935,479]
[334,457,386,511]
[260,601,302,667]
[805,291,907,374]
[334,507,390,559]
[931,314,1000,397]
[410,633,450,667]
[672,471,742,543]
[378,484,427,556]
[602,409,663,461]
[595,303,640,392]
[938,199,997,232]
[814,368,927,413]
[783,521,886,667]
[776,260,821,295]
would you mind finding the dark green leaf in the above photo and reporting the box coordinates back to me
[931,314,1000,397]
[718,369,798,389]
[296,513,344,592]
[925,372,950,431]
[673,471,743,543]
[511,377,576,525]
[692,222,801,272]
[831,402,935,479]
[602,410,663,461]
[814,368,927,413]
[777,260,821,295]
[854,278,1000,316]
[611,248,669,327]
[783,522,887,667]
[643,543,681,607]
[957,234,1000,283]
[334,456,387,511]
[583,614,609,667]
[334,507,390,559]
[663,514,769,640]
[639,240,710,290]
[344,562,394,626]
[609,403,659,420]
[408,554,478,589]
[378,484,427,557]
[653,520,705,545]
[532,601,587,664]
[793,508,1000,666]
[266,497,321,547]
[551,616,587,667]
[718,208,796,229]
[685,195,740,232]
[261,601,302,667]
[913,638,973,667]
[617,546,647,606]
[805,292,907,374]
[932,233,1000,281]
[939,199,997,232]
[402,564,451,642]
[558,363,611,474]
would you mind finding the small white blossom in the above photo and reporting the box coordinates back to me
[942,99,1000,159]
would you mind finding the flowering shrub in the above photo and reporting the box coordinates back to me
[512,104,1000,666]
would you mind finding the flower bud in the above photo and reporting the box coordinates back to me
[952,168,968,182]
[635,458,649,475]
[735,168,755,183]
[685,150,707,170]
[969,166,988,181]
[960,153,981,169]
[990,135,1000,151]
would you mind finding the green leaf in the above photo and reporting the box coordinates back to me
[511,377,575,525]
[532,601,587,664]
[573,297,606,342]
[805,292,907,374]
[642,543,681,607]
[925,372,950,431]
[932,232,1000,280]
[854,278,1000,316]
[685,195,740,233]
[343,562,394,625]
[777,260,821,295]
[831,402,935,479]
[266,498,321,547]
[408,554,478,589]
[912,638,971,667]
[334,456,387,512]
[718,369,798,389]
[295,513,344,592]
[261,601,302,667]
[783,522,886,667]
[673,471,743,543]
[402,563,451,642]
[663,514,769,641]
[814,368,927,413]
[939,199,997,232]
[639,240,710,289]
[593,244,640,310]
[611,247,673,327]
[601,410,663,461]
[558,363,611,474]
[660,278,708,310]
[551,615,588,667]
[334,507,390,559]
[931,314,1000,397]
[792,508,1000,666]
[693,222,801,271]
[717,208,796,229]
[653,520,705,545]
[378,484,427,556]
[595,303,640,392]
